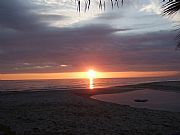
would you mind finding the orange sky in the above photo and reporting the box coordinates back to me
[0,71,179,80]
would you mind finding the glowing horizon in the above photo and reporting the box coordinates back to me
[0,71,179,80]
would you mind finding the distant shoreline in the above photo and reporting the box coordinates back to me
[72,80,180,98]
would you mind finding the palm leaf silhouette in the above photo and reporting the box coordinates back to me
[162,0,180,49]
[162,0,180,15]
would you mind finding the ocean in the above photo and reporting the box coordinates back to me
[0,76,179,91]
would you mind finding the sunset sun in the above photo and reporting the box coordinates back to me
[87,69,96,79]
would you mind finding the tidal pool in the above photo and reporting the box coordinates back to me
[91,89,180,112]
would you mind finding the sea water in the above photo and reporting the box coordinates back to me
[0,76,179,91]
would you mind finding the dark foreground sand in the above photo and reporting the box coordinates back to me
[0,81,180,135]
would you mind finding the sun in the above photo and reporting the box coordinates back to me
[87,69,96,79]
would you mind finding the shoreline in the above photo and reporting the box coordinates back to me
[72,80,180,98]
[0,80,180,135]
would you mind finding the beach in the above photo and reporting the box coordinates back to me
[0,81,180,135]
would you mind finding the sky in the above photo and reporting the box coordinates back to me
[0,0,180,79]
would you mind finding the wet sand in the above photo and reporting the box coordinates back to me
[0,81,180,135]
[91,89,180,112]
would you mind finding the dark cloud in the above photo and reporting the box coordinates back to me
[0,23,127,73]
[0,0,67,32]
[1,25,179,73]
[0,0,42,31]
[39,14,68,22]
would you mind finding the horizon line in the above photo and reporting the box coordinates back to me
[0,71,179,80]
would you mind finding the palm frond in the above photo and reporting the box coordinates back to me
[162,0,180,49]
[162,0,180,16]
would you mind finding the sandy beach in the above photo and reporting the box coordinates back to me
[0,81,180,135]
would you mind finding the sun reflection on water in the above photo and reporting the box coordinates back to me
[89,78,94,89]
[87,69,96,90]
